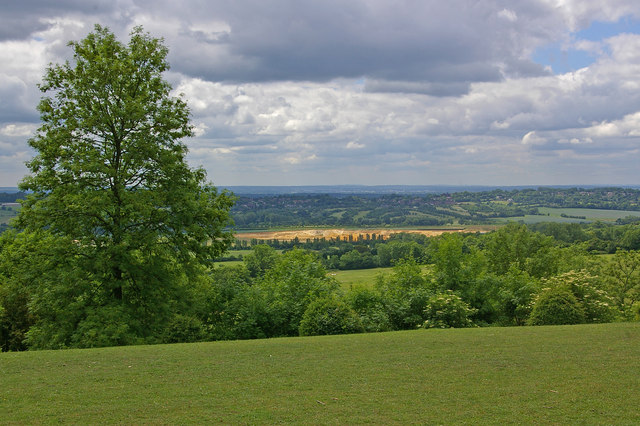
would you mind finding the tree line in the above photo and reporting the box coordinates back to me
[230,188,640,229]
[226,220,640,271]
[4,223,640,350]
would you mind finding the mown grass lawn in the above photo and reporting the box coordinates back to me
[2,322,639,424]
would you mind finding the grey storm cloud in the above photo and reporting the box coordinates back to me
[0,0,119,40]
[157,0,559,92]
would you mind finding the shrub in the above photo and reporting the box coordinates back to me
[299,296,364,336]
[527,286,585,326]
[260,249,340,337]
[345,286,392,332]
[375,257,433,329]
[422,291,476,329]
[162,314,206,344]
[528,271,617,326]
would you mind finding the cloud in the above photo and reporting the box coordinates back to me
[498,9,518,22]
[1,0,640,186]
[522,130,546,145]
[120,0,572,92]
[346,141,365,150]
[0,124,37,137]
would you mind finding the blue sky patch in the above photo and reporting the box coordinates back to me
[533,16,640,74]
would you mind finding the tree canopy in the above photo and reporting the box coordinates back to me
[3,25,234,349]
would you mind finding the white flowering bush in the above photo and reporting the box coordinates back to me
[422,291,476,329]
[528,270,618,326]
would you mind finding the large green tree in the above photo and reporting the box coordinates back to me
[9,25,234,348]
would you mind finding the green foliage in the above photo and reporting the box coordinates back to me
[0,237,32,351]
[243,244,278,277]
[344,286,392,332]
[68,305,139,348]
[485,223,558,278]
[377,240,426,267]
[338,249,376,270]
[432,233,466,290]
[259,249,340,336]
[543,271,617,324]
[298,295,364,336]
[6,25,233,349]
[459,273,503,325]
[422,290,476,328]
[527,286,585,326]
[601,250,640,319]
[495,268,540,326]
[162,314,206,344]
[0,230,74,350]
[528,270,619,326]
[375,257,433,329]
[204,265,268,340]
[529,222,590,245]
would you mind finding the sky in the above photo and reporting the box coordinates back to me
[1,1,640,187]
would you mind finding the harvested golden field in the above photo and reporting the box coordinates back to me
[236,227,491,242]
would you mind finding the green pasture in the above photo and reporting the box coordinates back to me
[498,207,640,224]
[2,323,639,424]
[213,260,244,267]
[329,267,393,289]
[330,265,432,289]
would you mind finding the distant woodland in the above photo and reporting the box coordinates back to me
[230,187,640,228]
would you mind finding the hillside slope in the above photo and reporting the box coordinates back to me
[2,323,639,424]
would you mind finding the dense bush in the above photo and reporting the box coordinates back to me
[422,291,476,328]
[162,314,206,344]
[244,245,279,277]
[557,271,618,323]
[299,296,364,336]
[527,286,585,326]
[345,287,392,332]
[375,257,433,329]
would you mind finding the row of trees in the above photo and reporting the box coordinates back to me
[241,226,637,334]
[7,222,638,350]
[230,220,640,272]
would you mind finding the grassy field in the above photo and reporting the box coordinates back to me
[2,323,639,424]
[329,267,392,289]
[498,207,640,224]
[330,265,432,289]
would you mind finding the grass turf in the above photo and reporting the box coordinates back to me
[1,323,639,424]
[329,267,392,289]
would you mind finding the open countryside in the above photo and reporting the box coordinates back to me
[3,17,640,425]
